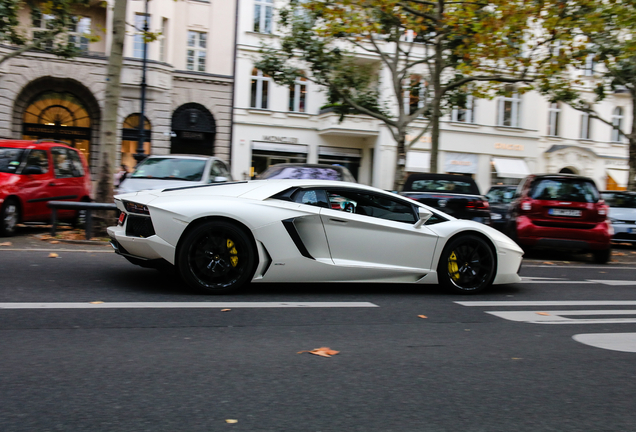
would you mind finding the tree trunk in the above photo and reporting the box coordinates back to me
[393,130,407,192]
[93,0,128,234]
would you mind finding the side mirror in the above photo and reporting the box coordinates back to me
[414,207,433,228]
[22,166,43,175]
[211,176,228,183]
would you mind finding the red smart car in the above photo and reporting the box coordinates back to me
[507,174,612,263]
[0,139,92,236]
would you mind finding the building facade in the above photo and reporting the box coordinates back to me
[231,0,632,193]
[0,0,237,178]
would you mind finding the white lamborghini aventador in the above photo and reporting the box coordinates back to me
[107,180,523,294]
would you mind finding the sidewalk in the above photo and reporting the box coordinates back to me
[0,225,112,251]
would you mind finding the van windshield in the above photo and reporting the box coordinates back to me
[0,147,26,174]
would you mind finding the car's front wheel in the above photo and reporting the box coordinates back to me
[592,247,611,264]
[177,221,256,294]
[438,234,496,294]
[0,198,19,237]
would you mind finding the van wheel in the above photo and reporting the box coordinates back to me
[592,248,611,264]
[0,198,19,237]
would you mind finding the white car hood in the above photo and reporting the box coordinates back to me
[609,208,636,221]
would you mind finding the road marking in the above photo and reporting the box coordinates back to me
[523,264,636,270]
[518,280,595,284]
[487,310,636,325]
[587,280,636,286]
[0,302,378,309]
[456,301,636,307]
[0,248,113,253]
[573,333,636,353]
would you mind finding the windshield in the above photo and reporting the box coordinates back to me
[601,192,636,208]
[260,166,343,181]
[530,179,599,203]
[487,187,516,204]
[0,147,26,174]
[408,179,476,194]
[131,158,207,181]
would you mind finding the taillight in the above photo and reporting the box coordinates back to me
[521,201,532,211]
[597,203,609,220]
[466,199,489,210]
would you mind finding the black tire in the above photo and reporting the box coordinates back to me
[438,234,497,294]
[0,198,19,237]
[592,248,611,264]
[177,221,256,294]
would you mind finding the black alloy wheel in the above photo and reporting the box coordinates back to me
[438,234,496,294]
[0,198,19,237]
[177,221,256,294]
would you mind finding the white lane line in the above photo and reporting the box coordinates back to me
[521,277,568,280]
[523,265,636,270]
[518,280,594,284]
[588,280,636,286]
[456,301,636,307]
[0,248,112,253]
[487,310,636,325]
[573,333,636,353]
[0,302,378,309]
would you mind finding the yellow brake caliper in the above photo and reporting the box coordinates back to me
[448,251,460,281]
[227,239,238,267]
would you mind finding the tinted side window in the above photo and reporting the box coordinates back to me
[51,148,74,178]
[327,190,417,224]
[67,149,85,177]
[24,150,49,174]
[292,189,329,208]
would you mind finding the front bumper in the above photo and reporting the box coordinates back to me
[611,223,636,244]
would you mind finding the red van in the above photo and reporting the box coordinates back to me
[507,174,612,263]
[0,140,92,236]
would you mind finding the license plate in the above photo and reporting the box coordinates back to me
[549,208,582,217]
[118,212,126,225]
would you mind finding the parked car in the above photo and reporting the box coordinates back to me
[117,154,232,194]
[109,179,523,294]
[257,163,356,182]
[0,139,92,236]
[486,185,518,232]
[508,174,611,263]
[400,173,491,224]
[600,190,636,246]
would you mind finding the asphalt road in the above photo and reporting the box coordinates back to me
[1,232,636,432]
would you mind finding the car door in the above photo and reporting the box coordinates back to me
[319,188,439,275]
[50,147,82,218]
[19,149,54,221]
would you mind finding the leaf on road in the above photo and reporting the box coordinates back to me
[221,309,231,312]
[543,262,554,265]
[90,301,104,304]
[614,252,625,256]
[599,271,606,274]
[225,419,238,424]
[48,253,59,258]
[536,312,550,316]
[297,347,340,357]
[511,357,523,360]
[0,242,12,246]
[418,315,427,319]
[50,240,60,244]
[40,235,53,241]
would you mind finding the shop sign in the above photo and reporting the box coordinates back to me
[444,152,478,174]
[495,142,524,151]
[262,135,299,144]
[178,131,205,140]
[23,124,91,140]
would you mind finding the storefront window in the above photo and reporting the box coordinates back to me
[121,114,151,169]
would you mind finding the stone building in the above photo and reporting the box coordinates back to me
[0,0,237,177]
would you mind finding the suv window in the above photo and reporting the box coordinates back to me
[408,179,476,194]
[24,150,50,174]
[67,149,85,177]
[530,179,599,203]
[486,187,516,204]
[0,147,26,173]
[52,148,75,178]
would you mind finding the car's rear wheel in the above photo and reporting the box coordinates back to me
[592,247,611,264]
[438,234,496,294]
[177,221,256,294]
[0,198,19,237]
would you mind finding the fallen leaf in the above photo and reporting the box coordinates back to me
[40,235,53,241]
[48,253,59,258]
[0,242,12,246]
[543,262,554,265]
[599,271,606,274]
[90,301,104,304]
[297,347,340,357]
[563,261,570,264]
[630,252,636,255]
[221,309,231,312]
[511,357,523,360]
[614,252,625,256]
[418,315,427,319]
[50,240,59,244]
[536,312,550,316]
[225,419,238,424]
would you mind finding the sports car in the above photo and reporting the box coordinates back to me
[107,180,523,294]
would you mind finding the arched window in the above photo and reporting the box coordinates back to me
[121,114,151,169]
[611,107,624,142]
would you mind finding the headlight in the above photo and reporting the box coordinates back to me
[491,213,503,220]
[124,201,150,215]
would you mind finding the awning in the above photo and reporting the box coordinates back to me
[492,157,531,179]
[406,151,430,172]
[607,168,630,188]
[252,141,308,154]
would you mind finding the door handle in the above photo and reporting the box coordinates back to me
[48,182,57,186]
[329,218,348,224]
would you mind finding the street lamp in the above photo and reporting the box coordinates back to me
[134,0,149,165]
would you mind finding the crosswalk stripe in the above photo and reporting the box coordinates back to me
[487,310,636,325]
[0,302,379,309]
[573,333,636,353]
